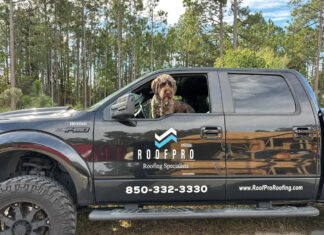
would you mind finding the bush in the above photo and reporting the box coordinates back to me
[0,87,23,107]
[32,80,42,97]
[215,48,266,68]
[256,47,289,69]
[215,47,289,69]
[21,95,32,108]
[31,95,52,108]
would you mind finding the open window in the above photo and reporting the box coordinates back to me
[132,74,210,119]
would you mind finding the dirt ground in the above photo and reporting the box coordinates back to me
[75,205,324,235]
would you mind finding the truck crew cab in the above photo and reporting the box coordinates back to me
[0,68,322,234]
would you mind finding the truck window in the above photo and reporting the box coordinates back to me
[132,74,210,119]
[228,74,296,113]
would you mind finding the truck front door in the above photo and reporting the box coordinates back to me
[93,71,226,203]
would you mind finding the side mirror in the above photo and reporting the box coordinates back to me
[110,93,135,119]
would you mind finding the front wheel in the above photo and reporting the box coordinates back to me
[0,176,77,235]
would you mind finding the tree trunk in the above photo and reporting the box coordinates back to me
[117,1,123,89]
[82,0,87,108]
[5,29,9,82]
[150,11,154,71]
[311,63,314,89]
[124,54,128,84]
[76,37,80,104]
[9,0,16,110]
[89,52,92,106]
[51,2,59,107]
[64,28,69,106]
[133,42,137,81]
[52,30,58,106]
[44,1,51,94]
[132,39,136,81]
[314,1,323,98]
[233,0,238,50]
[219,1,224,57]
[57,25,63,105]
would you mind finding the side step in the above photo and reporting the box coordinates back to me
[89,206,319,221]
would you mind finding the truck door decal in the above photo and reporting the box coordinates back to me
[155,128,177,148]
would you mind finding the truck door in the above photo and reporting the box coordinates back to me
[219,70,319,201]
[93,71,226,203]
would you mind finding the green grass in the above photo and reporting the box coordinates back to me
[75,204,324,235]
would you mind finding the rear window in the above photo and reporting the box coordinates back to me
[229,74,296,113]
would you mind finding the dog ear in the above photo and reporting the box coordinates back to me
[151,78,159,95]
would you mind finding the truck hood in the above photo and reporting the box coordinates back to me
[0,106,74,120]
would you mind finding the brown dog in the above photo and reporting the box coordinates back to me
[151,74,195,119]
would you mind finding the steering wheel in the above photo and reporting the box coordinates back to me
[134,104,146,119]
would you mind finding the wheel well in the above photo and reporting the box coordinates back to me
[0,150,77,203]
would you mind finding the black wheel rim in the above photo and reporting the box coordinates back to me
[0,202,50,235]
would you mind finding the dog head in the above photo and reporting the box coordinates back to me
[151,74,177,102]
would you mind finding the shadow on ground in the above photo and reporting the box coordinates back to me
[76,205,324,235]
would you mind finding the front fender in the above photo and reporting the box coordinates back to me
[0,131,93,205]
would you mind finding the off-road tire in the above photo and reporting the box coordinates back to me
[0,175,77,235]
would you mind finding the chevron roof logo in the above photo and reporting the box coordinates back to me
[155,128,177,149]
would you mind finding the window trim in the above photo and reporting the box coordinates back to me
[103,71,220,121]
[219,71,301,116]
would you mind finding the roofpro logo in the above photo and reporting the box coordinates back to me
[136,128,195,161]
[155,128,177,148]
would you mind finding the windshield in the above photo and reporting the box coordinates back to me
[88,72,152,110]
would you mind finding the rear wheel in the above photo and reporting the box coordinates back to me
[0,176,76,235]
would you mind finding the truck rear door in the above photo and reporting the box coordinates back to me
[219,70,319,201]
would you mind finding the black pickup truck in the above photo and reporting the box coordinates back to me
[0,68,322,234]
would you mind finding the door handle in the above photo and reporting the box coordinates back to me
[292,127,314,140]
[201,126,222,140]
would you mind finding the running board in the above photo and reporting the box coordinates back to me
[89,206,319,221]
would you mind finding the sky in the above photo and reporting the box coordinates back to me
[155,0,293,28]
